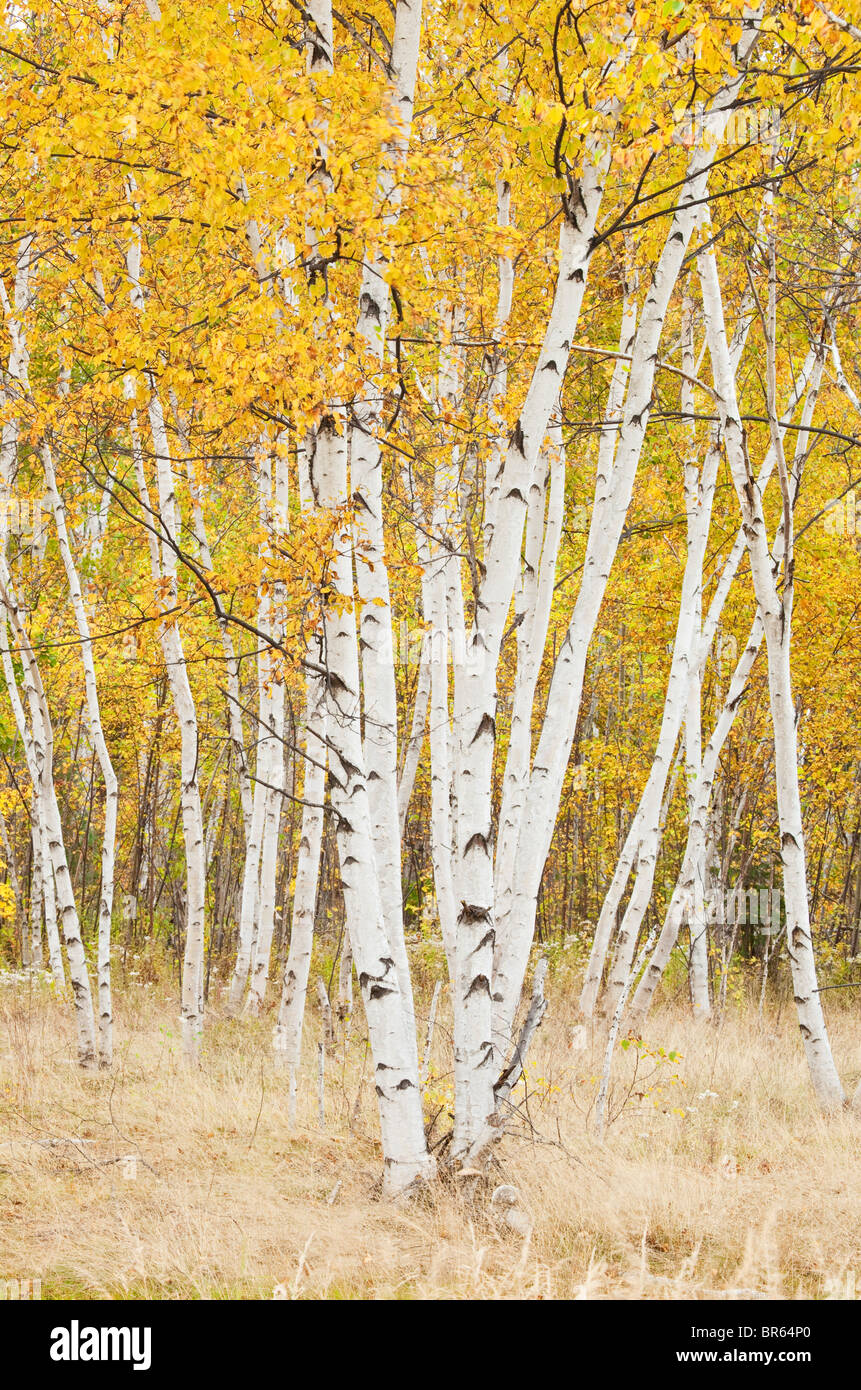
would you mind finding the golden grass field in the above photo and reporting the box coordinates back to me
[1,963,860,1300]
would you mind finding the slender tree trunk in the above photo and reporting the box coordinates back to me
[28,816,45,971]
[680,237,844,1110]
[0,805,24,961]
[0,570,96,1065]
[397,656,429,836]
[273,684,327,1118]
[495,58,759,1043]
[312,418,432,1194]
[129,381,207,1061]
[41,443,118,1066]
[247,445,289,1014]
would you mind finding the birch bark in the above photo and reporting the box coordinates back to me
[311,417,432,1193]
[0,568,96,1064]
[696,234,844,1109]
[247,446,289,1014]
[273,680,327,1121]
[494,51,761,1045]
[40,443,118,1066]
[145,386,208,1060]
[169,392,253,840]
[628,336,823,1028]
[348,0,426,1042]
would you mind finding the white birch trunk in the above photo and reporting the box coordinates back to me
[0,569,96,1065]
[0,806,24,960]
[446,24,646,1147]
[697,233,844,1110]
[143,385,208,1061]
[681,288,710,1022]
[28,816,44,971]
[273,683,327,1118]
[423,533,458,976]
[39,818,62,982]
[229,684,267,1011]
[6,232,117,1062]
[123,181,207,1061]
[169,391,253,839]
[247,448,289,1014]
[493,40,762,1046]
[347,0,427,1043]
[312,417,431,1193]
[397,656,429,835]
[628,344,824,1029]
[450,142,616,1156]
[628,330,824,1029]
[628,613,765,1030]
[40,443,118,1066]
[596,284,726,1024]
[493,412,565,992]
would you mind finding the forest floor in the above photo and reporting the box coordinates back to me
[1,963,860,1299]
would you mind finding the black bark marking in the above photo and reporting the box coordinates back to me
[464,831,490,856]
[465,973,492,999]
[470,711,496,744]
[510,419,525,455]
[369,983,395,1001]
[361,959,396,1001]
[458,902,491,925]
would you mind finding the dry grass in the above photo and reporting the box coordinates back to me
[1,966,860,1300]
